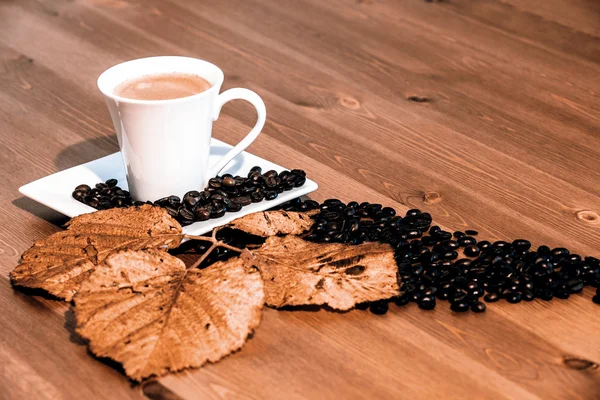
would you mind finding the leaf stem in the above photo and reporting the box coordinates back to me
[185,227,243,270]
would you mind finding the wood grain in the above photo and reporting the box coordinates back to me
[0,0,599,399]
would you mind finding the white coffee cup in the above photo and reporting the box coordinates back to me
[97,56,266,201]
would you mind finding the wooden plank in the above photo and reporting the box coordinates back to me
[0,0,598,398]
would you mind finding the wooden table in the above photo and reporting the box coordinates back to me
[1,0,599,398]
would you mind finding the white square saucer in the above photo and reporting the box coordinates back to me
[19,138,318,235]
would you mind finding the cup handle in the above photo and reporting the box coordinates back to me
[209,88,266,178]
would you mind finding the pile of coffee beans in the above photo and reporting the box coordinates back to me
[276,198,600,314]
[72,166,307,226]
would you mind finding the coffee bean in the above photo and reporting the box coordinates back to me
[84,196,99,208]
[210,203,226,218]
[75,184,91,193]
[250,191,265,203]
[369,300,388,315]
[226,202,242,212]
[105,178,118,187]
[222,176,236,188]
[72,190,86,201]
[451,301,469,312]
[194,207,211,221]
[232,196,251,207]
[464,245,481,257]
[483,293,499,302]
[183,190,201,207]
[179,207,195,221]
[465,230,478,236]
[265,191,278,200]
[471,302,486,312]
[458,236,477,247]
[418,295,436,310]
[506,292,522,303]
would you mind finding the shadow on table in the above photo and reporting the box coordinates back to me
[64,306,141,385]
[12,197,69,228]
[54,135,246,180]
[55,135,119,171]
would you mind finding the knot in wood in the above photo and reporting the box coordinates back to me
[422,191,442,204]
[576,210,599,225]
[563,356,598,370]
[339,96,360,110]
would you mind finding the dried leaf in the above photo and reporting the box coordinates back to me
[228,210,316,237]
[252,235,400,310]
[10,205,182,301]
[74,250,264,381]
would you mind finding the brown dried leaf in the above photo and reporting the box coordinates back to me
[228,210,316,237]
[10,205,182,301]
[74,250,264,381]
[252,235,400,310]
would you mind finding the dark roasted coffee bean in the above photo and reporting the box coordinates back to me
[167,195,181,205]
[458,236,477,247]
[394,295,410,306]
[421,236,438,246]
[436,231,452,241]
[537,288,553,301]
[429,225,441,235]
[471,302,486,313]
[442,240,459,250]
[484,293,500,302]
[179,207,195,221]
[265,191,278,200]
[208,177,222,188]
[464,245,481,257]
[369,300,388,315]
[465,230,478,236]
[405,209,421,217]
[381,207,396,217]
[453,231,466,238]
[441,251,458,261]
[233,196,252,207]
[512,239,531,251]
[183,190,201,207]
[222,176,236,188]
[105,178,118,187]
[226,202,242,212]
[95,182,107,190]
[506,292,522,303]
[210,203,226,218]
[568,279,584,294]
[291,169,306,177]
[249,166,262,176]
[522,291,534,301]
[250,191,265,202]
[593,295,600,305]
[407,229,422,239]
[477,241,492,251]
[111,197,124,207]
[418,295,436,310]
[264,176,278,188]
[551,247,569,259]
[75,184,91,193]
[263,170,278,178]
[194,207,211,221]
[294,176,306,187]
[451,301,469,312]
[164,205,178,218]
[84,196,99,208]
[72,190,85,201]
